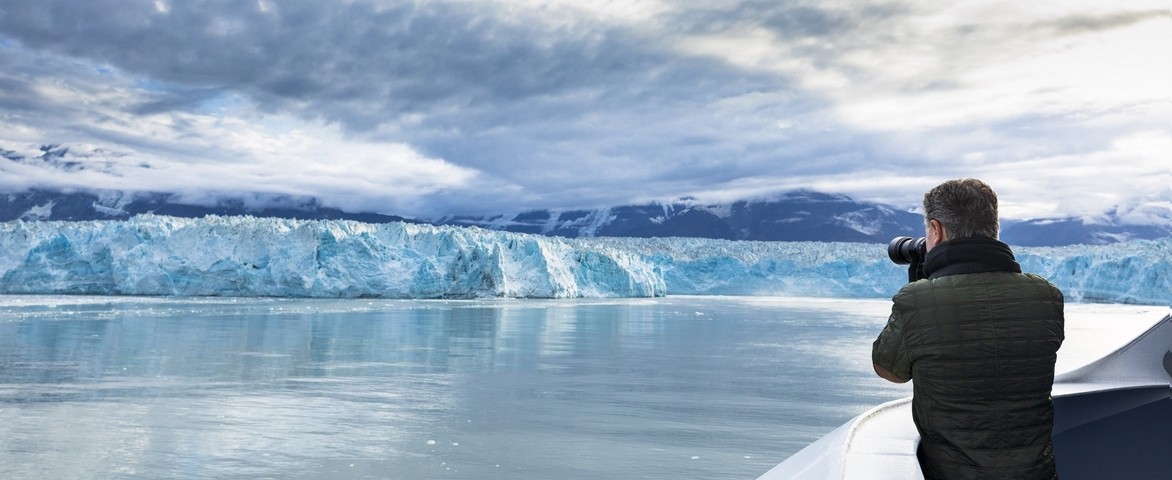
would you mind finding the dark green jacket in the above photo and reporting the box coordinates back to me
[873,237,1065,480]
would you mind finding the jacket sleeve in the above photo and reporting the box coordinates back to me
[872,301,913,382]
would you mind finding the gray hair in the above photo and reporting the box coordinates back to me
[922,178,999,239]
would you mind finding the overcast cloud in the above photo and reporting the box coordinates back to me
[0,0,1168,220]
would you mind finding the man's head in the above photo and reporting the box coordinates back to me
[922,178,999,251]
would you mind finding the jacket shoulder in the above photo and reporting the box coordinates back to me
[1019,272,1065,300]
[894,271,1064,306]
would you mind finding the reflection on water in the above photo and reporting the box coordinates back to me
[0,296,909,479]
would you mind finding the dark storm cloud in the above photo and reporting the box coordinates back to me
[0,0,844,208]
[128,87,224,116]
[11,0,725,127]
[671,0,893,38]
[1046,9,1168,35]
[0,74,41,112]
[0,1,1165,218]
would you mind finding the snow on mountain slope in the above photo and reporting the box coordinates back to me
[436,191,926,242]
[0,216,1167,304]
[5,187,1168,246]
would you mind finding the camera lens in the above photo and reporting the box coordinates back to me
[887,236,926,265]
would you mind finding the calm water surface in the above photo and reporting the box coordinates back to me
[0,295,910,479]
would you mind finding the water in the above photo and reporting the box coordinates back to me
[0,295,911,479]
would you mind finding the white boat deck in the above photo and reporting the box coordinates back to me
[757,304,1172,480]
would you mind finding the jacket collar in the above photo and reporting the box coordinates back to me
[923,236,1022,279]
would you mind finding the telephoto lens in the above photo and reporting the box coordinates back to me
[887,236,926,265]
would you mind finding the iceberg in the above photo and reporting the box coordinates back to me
[0,215,1167,304]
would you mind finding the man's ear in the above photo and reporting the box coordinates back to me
[928,218,947,243]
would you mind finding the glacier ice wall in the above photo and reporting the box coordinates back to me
[580,237,907,299]
[592,237,1170,305]
[0,215,1167,304]
[1016,242,1171,305]
[0,216,664,298]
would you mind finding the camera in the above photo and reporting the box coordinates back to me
[887,236,926,266]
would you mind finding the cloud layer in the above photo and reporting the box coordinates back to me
[1,0,1169,219]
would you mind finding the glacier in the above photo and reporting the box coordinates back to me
[0,216,664,299]
[0,215,1168,305]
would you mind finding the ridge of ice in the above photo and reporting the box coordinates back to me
[0,215,1167,304]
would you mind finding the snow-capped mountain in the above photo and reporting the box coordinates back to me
[2,188,1169,247]
[435,191,928,243]
[1,189,413,224]
[1001,218,1172,247]
[1000,189,1172,246]
[435,191,1172,246]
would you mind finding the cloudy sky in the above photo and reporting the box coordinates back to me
[0,0,1168,220]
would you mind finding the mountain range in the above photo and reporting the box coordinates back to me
[2,188,1169,247]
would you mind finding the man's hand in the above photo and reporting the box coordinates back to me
[908,256,926,283]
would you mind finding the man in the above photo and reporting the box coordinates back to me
[872,178,1065,479]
